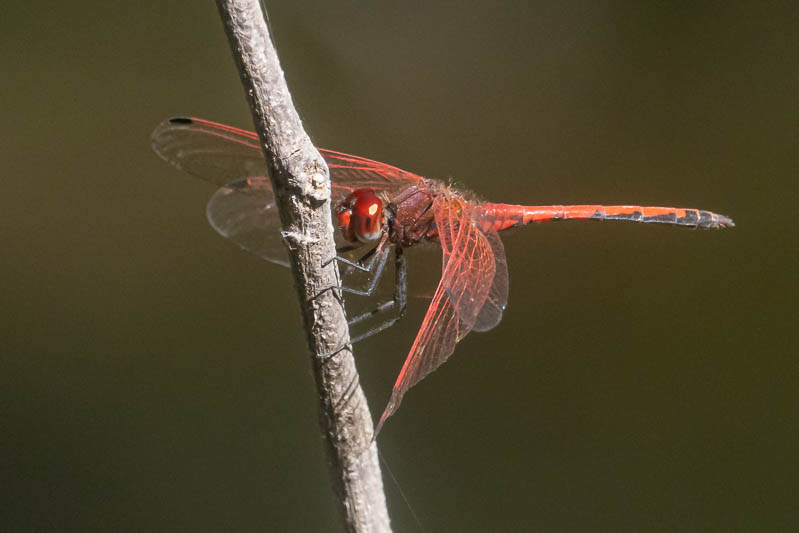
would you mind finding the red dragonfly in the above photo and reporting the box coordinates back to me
[152,117,734,434]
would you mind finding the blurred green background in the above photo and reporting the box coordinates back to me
[2,1,796,531]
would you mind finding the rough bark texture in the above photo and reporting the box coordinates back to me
[215,2,391,531]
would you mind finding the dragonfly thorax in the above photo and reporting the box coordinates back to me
[336,189,385,244]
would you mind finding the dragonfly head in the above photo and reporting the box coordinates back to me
[336,189,384,244]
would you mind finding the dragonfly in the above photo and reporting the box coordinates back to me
[152,117,734,434]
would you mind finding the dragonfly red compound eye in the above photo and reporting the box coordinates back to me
[337,189,383,243]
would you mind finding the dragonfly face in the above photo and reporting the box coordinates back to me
[335,189,385,245]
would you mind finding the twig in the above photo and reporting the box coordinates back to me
[214,1,391,531]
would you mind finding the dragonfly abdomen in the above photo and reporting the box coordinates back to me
[476,204,734,232]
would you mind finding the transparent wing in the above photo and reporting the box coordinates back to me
[151,117,423,265]
[205,177,288,266]
[151,117,268,188]
[151,117,422,201]
[375,195,499,434]
[471,229,508,332]
[322,148,423,200]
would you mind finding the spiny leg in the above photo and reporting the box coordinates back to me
[314,234,387,303]
[340,243,392,297]
[335,233,388,275]
[333,235,410,342]
[349,247,408,344]
[314,239,395,357]
[335,245,377,272]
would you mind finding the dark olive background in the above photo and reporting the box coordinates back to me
[2,2,796,532]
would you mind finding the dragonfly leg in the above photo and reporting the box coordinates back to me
[314,242,385,300]
[349,247,407,344]
[335,250,375,273]
[339,241,391,297]
[334,232,388,275]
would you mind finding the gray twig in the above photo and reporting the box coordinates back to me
[214,1,391,531]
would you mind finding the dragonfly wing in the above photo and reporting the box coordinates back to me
[471,230,509,332]
[151,118,268,187]
[152,117,422,202]
[322,149,423,200]
[204,175,387,269]
[205,177,289,267]
[152,117,424,265]
[375,196,499,434]
[151,118,287,264]
[437,200,505,336]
